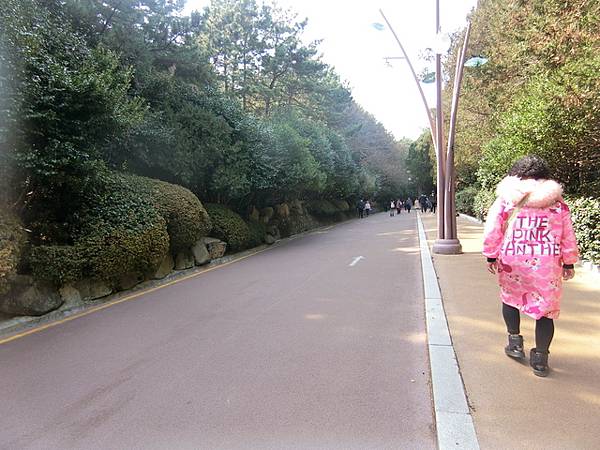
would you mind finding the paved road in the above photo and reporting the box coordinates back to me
[0,212,435,450]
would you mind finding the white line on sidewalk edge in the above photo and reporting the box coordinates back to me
[417,213,479,450]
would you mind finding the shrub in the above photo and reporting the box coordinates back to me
[205,204,251,252]
[455,187,478,217]
[277,213,321,238]
[134,176,212,252]
[0,209,27,295]
[29,172,169,284]
[247,221,266,248]
[565,197,600,264]
[331,200,350,211]
[306,200,338,217]
[474,188,496,221]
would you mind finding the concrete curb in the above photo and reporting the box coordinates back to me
[458,213,483,224]
[417,213,479,450]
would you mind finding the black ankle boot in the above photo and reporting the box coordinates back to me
[505,334,525,359]
[530,348,549,377]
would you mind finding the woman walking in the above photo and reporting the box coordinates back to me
[483,156,579,377]
[364,200,371,217]
[396,199,402,215]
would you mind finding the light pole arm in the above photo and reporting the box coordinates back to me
[444,22,472,240]
[379,9,437,152]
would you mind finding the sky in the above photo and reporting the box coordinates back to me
[182,0,478,140]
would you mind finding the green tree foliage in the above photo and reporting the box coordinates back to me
[406,132,435,197]
[1,0,145,243]
[2,0,412,292]
[448,0,599,196]
[199,0,326,116]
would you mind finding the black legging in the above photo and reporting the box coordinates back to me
[502,303,554,352]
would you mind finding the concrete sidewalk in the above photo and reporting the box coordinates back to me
[420,213,600,450]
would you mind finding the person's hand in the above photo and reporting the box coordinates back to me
[487,261,498,274]
[563,268,575,281]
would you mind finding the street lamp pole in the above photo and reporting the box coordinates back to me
[434,0,447,249]
[378,2,473,255]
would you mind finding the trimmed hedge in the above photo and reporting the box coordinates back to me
[30,172,169,284]
[28,172,213,285]
[566,197,600,264]
[474,188,496,221]
[134,176,212,252]
[0,209,26,295]
[331,200,350,211]
[247,221,266,247]
[306,199,338,217]
[455,186,478,217]
[205,204,251,252]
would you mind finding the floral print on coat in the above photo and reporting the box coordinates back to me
[483,176,579,320]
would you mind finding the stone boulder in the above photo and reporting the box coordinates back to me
[191,241,211,266]
[116,272,141,291]
[260,207,274,224]
[266,225,281,240]
[276,203,290,219]
[249,207,260,223]
[153,253,174,279]
[74,279,113,302]
[290,199,304,214]
[175,251,194,270]
[202,237,227,259]
[265,234,276,245]
[0,275,63,316]
[59,284,82,308]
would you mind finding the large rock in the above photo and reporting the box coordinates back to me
[276,203,290,219]
[0,275,63,316]
[191,241,211,266]
[265,234,276,245]
[266,225,281,240]
[260,207,274,224]
[153,253,174,279]
[290,199,304,214]
[249,207,260,223]
[74,279,112,302]
[202,237,227,259]
[116,272,141,291]
[175,250,194,270]
[59,284,82,308]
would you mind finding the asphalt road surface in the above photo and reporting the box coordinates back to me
[0,212,435,450]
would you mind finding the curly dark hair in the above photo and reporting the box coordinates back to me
[508,155,551,180]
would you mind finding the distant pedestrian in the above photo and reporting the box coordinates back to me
[396,199,402,215]
[483,155,579,377]
[357,199,365,219]
[419,194,429,213]
[405,197,413,213]
[390,200,395,216]
[430,193,437,214]
[364,200,372,217]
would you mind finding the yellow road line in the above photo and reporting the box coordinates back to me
[0,247,269,346]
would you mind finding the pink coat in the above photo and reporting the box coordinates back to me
[483,176,579,320]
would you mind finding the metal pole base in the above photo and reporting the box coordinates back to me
[432,239,462,255]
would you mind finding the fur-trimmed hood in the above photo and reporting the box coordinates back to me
[496,176,563,209]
